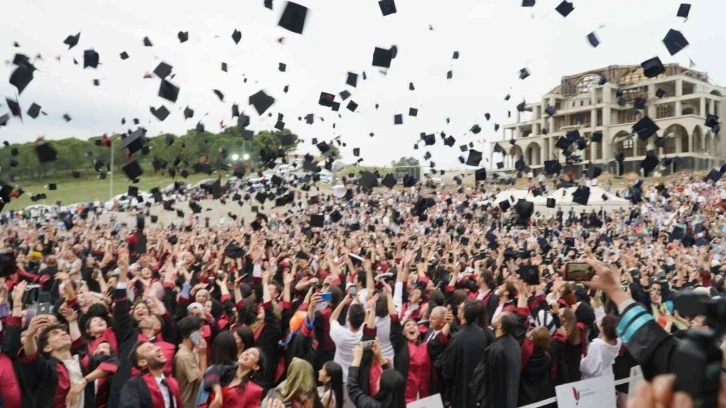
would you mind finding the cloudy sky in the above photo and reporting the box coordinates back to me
[0,0,719,167]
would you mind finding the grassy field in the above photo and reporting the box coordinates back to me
[5,173,214,211]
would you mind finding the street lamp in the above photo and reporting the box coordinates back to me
[242,153,250,161]
[231,154,239,161]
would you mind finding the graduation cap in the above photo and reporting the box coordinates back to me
[545,105,556,116]
[555,0,574,17]
[382,173,397,189]
[546,198,556,208]
[120,51,129,60]
[475,168,487,181]
[278,2,308,34]
[656,88,666,99]
[176,209,184,218]
[591,131,603,143]
[572,186,590,205]
[143,36,153,47]
[409,107,418,117]
[35,142,57,163]
[27,103,41,119]
[63,32,81,49]
[705,168,722,184]
[62,114,72,122]
[470,124,482,134]
[543,160,562,176]
[127,185,139,197]
[231,29,242,44]
[655,136,666,148]
[640,152,660,174]
[122,160,143,181]
[587,32,599,48]
[9,64,34,95]
[446,70,453,79]
[346,101,358,112]
[249,90,275,115]
[177,31,189,43]
[555,136,571,151]
[705,114,719,130]
[394,114,403,125]
[444,136,456,147]
[150,105,170,121]
[663,29,689,56]
[346,72,358,87]
[359,171,379,189]
[372,47,394,68]
[677,3,691,19]
[499,200,511,211]
[519,68,530,80]
[83,49,100,68]
[153,62,172,79]
[278,62,287,72]
[641,57,665,78]
[517,101,526,112]
[466,149,482,166]
[379,0,397,16]
[158,80,179,103]
[633,116,660,141]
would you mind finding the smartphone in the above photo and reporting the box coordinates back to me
[36,302,52,315]
[564,262,595,282]
[666,300,674,314]
[349,286,358,295]
[361,340,375,350]
[320,292,333,303]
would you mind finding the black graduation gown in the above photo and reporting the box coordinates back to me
[441,324,494,408]
[479,335,521,408]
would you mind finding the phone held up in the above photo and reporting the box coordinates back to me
[563,262,595,282]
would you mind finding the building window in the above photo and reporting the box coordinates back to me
[595,141,602,159]
[656,104,674,119]
[580,100,584,107]
[576,74,601,94]
[682,107,694,115]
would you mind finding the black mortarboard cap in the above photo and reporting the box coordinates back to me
[517,101,526,112]
[545,105,556,116]
[213,89,224,101]
[83,49,100,68]
[64,32,81,49]
[372,47,394,68]
[347,101,358,112]
[9,65,33,94]
[705,114,719,129]
[249,90,275,115]
[158,80,179,103]
[572,186,590,205]
[555,0,574,17]
[591,131,603,143]
[663,29,689,56]
[27,103,41,119]
[120,129,147,153]
[641,57,665,78]
[35,142,57,163]
[232,29,242,44]
[122,160,143,180]
[346,72,358,87]
[128,185,138,197]
[655,137,666,148]
[183,107,194,119]
[150,105,170,121]
[444,136,455,147]
[394,114,403,125]
[677,3,690,18]
[278,2,308,34]
[470,124,482,134]
[705,169,722,184]
[640,152,659,174]
[120,51,129,60]
[423,134,435,146]
[279,62,287,72]
[143,36,153,47]
[359,172,379,188]
[519,68,530,80]
[522,0,535,6]
[499,200,511,211]
[544,160,562,175]
[466,149,482,166]
[153,62,172,79]
[555,136,571,151]
[475,168,487,181]
[409,107,418,117]
[656,88,666,98]
[178,31,188,43]
[633,116,660,141]
[587,32,599,48]
[382,173,397,189]
[379,0,397,16]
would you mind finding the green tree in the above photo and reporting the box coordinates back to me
[329,145,342,160]
[391,156,420,167]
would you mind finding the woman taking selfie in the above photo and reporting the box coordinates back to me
[348,343,406,408]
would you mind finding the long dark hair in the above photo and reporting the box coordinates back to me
[235,326,256,352]
[210,331,238,366]
[236,347,267,391]
[323,361,344,408]
[373,369,406,408]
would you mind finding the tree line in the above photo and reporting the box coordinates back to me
[0,126,342,181]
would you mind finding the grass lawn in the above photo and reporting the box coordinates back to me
[6,173,214,211]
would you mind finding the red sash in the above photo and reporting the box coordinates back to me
[142,372,182,408]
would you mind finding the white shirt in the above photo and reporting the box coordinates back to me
[155,375,172,408]
[62,355,85,408]
[579,338,622,380]
[329,320,363,381]
[375,316,394,362]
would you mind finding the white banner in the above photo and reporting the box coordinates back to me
[555,373,616,408]
[407,394,444,408]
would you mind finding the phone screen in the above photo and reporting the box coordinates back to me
[564,263,595,282]
[320,292,333,303]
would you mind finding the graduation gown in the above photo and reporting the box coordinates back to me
[478,334,521,408]
[119,373,182,408]
[441,324,494,408]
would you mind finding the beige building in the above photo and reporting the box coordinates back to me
[493,64,726,176]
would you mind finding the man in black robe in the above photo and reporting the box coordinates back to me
[477,311,522,408]
[442,300,494,408]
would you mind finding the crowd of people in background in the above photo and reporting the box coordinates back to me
[1,170,725,408]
